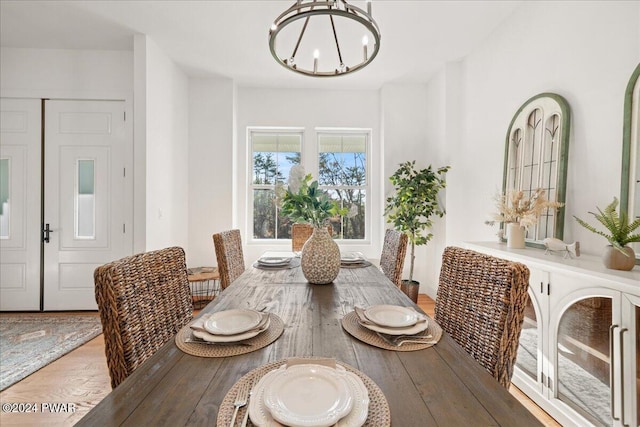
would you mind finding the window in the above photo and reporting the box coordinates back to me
[76,159,95,239]
[0,158,9,239]
[250,130,302,239]
[318,131,367,239]
[248,128,369,242]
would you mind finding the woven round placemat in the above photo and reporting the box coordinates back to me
[174,313,284,358]
[252,258,301,270]
[216,358,391,427]
[342,311,442,352]
[340,260,373,269]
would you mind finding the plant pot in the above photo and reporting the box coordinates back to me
[602,245,636,271]
[300,227,340,284]
[506,223,526,249]
[400,280,420,303]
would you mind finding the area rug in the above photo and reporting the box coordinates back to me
[0,313,103,391]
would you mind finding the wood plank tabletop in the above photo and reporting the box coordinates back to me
[78,259,542,426]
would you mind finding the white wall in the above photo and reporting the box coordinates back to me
[430,1,640,268]
[142,37,190,251]
[381,83,448,293]
[0,47,133,100]
[188,77,236,268]
[236,87,380,264]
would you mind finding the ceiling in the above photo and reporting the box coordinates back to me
[0,0,521,90]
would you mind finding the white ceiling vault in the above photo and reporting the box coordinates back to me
[0,0,521,90]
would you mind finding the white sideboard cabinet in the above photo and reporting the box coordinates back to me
[466,242,640,427]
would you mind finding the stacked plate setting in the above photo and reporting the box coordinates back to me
[249,363,370,427]
[358,305,429,336]
[257,256,293,267]
[192,309,270,343]
[340,252,366,266]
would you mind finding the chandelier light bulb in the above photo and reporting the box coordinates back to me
[270,23,277,31]
[362,36,368,61]
[313,49,319,73]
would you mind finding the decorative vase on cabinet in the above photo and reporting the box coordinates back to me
[506,223,526,249]
[300,227,340,284]
[602,245,636,271]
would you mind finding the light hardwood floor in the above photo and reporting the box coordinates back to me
[0,295,561,426]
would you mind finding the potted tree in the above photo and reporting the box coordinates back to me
[384,161,450,300]
[574,197,639,271]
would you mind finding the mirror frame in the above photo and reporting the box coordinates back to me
[502,92,571,248]
[620,62,640,264]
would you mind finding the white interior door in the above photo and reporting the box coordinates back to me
[0,99,42,310]
[44,100,132,310]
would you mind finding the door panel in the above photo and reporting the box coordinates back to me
[44,100,131,310]
[0,99,41,310]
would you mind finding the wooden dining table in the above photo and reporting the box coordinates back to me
[78,256,542,426]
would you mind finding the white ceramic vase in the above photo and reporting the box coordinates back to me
[506,223,526,249]
[300,227,340,284]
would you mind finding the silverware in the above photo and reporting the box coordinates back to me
[376,332,437,347]
[240,377,256,427]
[230,380,250,427]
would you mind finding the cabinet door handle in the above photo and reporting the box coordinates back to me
[610,324,620,422]
[540,281,543,293]
[619,327,629,427]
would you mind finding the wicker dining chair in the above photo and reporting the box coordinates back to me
[434,246,530,388]
[94,246,193,389]
[213,229,246,291]
[291,223,333,252]
[379,229,408,287]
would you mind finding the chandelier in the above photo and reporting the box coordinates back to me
[268,0,381,77]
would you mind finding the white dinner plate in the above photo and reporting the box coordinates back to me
[204,309,263,335]
[358,316,428,336]
[193,316,270,342]
[364,305,421,328]
[249,365,369,427]
[258,257,292,266]
[263,364,354,427]
[340,252,364,263]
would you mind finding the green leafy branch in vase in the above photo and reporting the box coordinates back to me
[574,197,640,254]
[279,166,347,229]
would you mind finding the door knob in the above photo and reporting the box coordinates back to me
[43,223,53,243]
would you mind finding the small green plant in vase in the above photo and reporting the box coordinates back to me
[574,197,639,271]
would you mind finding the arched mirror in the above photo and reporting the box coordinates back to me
[503,93,571,247]
[620,62,640,264]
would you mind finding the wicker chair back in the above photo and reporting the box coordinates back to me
[379,229,408,287]
[291,223,333,252]
[94,246,193,389]
[434,246,530,388]
[213,229,246,290]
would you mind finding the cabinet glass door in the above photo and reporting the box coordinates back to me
[556,297,612,426]
[624,296,639,427]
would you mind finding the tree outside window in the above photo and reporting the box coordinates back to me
[318,132,367,240]
[251,132,301,239]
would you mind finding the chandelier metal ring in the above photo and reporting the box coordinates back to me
[269,1,381,77]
